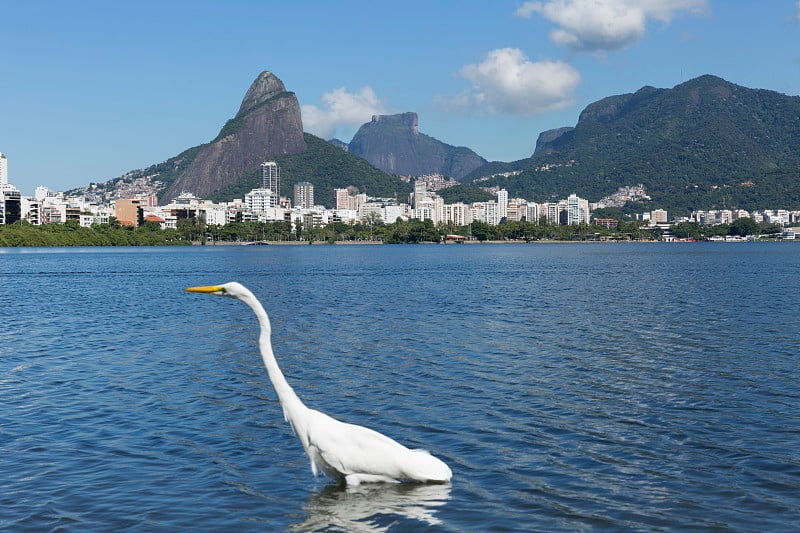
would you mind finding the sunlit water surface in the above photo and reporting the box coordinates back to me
[1,243,798,531]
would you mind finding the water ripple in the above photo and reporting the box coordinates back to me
[1,244,799,531]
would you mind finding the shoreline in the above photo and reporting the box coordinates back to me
[196,238,775,246]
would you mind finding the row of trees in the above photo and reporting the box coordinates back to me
[0,219,188,246]
[670,219,783,240]
[206,217,658,244]
[0,216,789,247]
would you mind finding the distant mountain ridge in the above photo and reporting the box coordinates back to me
[346,112,487,180]
[71,73,800,214]
[467,75,800,213]
[74,71,403,207]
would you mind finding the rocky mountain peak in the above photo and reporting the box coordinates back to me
[162,71,306,202]
[237,71,287,117]
[348,112,485,180]
[371,112,419,134]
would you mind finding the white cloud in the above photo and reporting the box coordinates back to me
[301,86,387,140]
[515,0,708,52]
[454,48,581,116]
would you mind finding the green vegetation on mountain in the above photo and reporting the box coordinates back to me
[67,145,203,200]
[471,75,800,215]
[436,184,494,204]
[280,133,413,202]
[207,134,412,204]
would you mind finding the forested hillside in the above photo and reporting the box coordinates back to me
[470,75,800,214]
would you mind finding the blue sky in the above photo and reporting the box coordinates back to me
[2,0,799,195]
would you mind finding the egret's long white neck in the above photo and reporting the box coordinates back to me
[245,294,309,435]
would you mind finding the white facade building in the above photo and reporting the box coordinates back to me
[567,194,590,225]
[497,189,508,222]
[293,182,314,209]
[470,203,486,224]
[527,203,542,223]
[0,152,7,186]
[485,201,500,226]
[412,195,444,224]
[260,162,280,207]
[445,202,472,226]
[383,204,406,224]
[245,188,276,214]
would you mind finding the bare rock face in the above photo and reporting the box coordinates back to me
[163,71,306,201]
[347,112,486,181]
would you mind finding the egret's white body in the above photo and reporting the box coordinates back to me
[186,282,452,486]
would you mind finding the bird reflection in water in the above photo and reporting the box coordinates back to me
[291,482,452,532]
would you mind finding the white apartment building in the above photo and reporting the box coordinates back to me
[21,197,40,225]
[245,188,277,214]
[546,202,560,225]
[203,206,229,226]
[764,210,790,225]
[485,201,500,225]
[412,196,444,224]
[567,194,590,225]
[412,206,435,223]
[470,203,486,224]
[383,204,406,224]
[358,203,384,222]
[444,202,472,226]
[411,180,428,208]
[497,189,508,221]
[294,182,314,209]
[0,152,8,186]
[260,161,280,207]
[527,203,542,223]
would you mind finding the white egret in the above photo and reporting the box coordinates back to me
[185,282,452,486]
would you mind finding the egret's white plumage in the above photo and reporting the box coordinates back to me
[186,282,452,486]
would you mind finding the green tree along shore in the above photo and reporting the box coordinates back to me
[0,219,189,246]
[0,217,788,247]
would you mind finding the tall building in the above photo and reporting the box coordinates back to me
[331,188,349,209]
[294,182,314,209]
[412,180,428,208]
[567,194,589,225]
[0,152,7,186]
[0,152,21,225]
[485,201,500,225]
[497,189,508,221]
[260,161,280,207]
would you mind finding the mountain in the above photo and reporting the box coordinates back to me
[162,71,307,201]
[205,133,411,205]
[468,75,800,214]
[75,71,407,207]
[347,112,487,180]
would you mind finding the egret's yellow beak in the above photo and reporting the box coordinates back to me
[185,285,226,294]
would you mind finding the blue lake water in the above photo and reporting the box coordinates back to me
[1,243,798,531]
